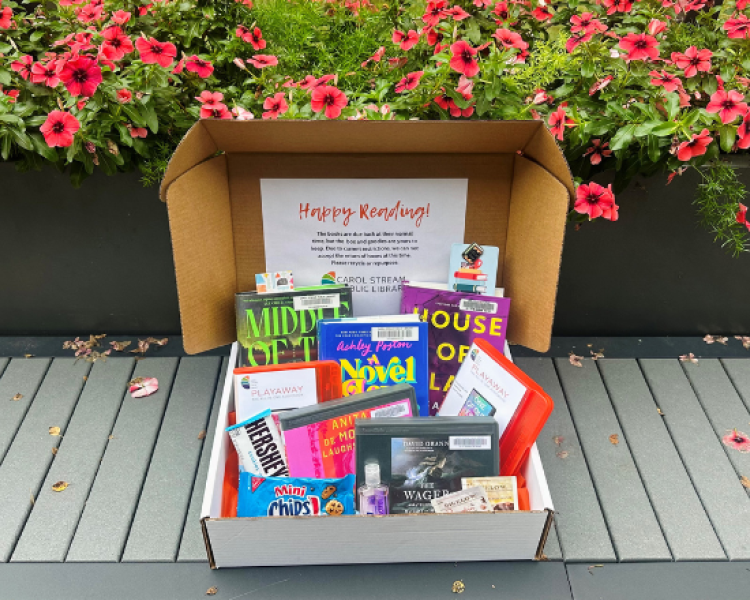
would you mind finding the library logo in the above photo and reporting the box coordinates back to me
[321,271,336,285]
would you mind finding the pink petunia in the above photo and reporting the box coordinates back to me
[548,105,575,140]
[722,429,750,453]
[136,36,177,68]
[619,33,660,62]
[736,203,750,230]
[30,60,61,88]
[59,56,103,97]
[395,71,424,93]
[172,58,185,75]
[676,129,712,161]
[570,12,608,35]
[247,54,278,69]
[493,1,510,21]
[186,55,214,78]
[200,102,232,120]
[724,15,750,39]
[449,40,479,77]
[101,26,134,61]
[361,46,385,68]
[648,19,668,36]
[566,31,593,53]
[574,182,618,220]
[11,55,33,80]
[311,85,348,119]
[589,75,614,96]
[435,90,474,118]
[671,46,712,78]
[130,126,148,138]
[392,29,420,51]
[532,5,553,20]
[602,0,633,14]
[111,10,131,24]
[117,89,132,103]
[196,91,224,104]
[262,92,289,120]
[40,110,80,148]
[706,89,748,124]
[584,139,613,165]
[492,28,528,50]
[447,5,471,20]
[0,6,13,29]
[422,0,449,26]
[738,112,750,150]
[232,106,255,120]
[649,70,682,93]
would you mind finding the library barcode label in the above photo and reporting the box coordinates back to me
[371,403,411,418]
[371,327,419,342]
[449,436,491,450]
[292,294,340,311]
[459,299,498,314]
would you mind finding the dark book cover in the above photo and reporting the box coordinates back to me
[400,282,511,415]
[235,286,353,367]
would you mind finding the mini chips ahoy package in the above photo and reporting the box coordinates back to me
[237,472,356,518]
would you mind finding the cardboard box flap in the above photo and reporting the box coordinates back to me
[504,156,568,353]
[524,125,576,200]
[160,121,220,202]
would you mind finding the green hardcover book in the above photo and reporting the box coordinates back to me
[235,285,354,367]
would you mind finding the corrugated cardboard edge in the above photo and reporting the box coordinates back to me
[160,121,219,202]
[534,509,555,561]
[201,517,218,569]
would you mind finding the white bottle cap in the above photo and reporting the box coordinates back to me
[365,462,381,486]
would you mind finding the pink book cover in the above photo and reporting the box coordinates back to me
[283,398,415,478]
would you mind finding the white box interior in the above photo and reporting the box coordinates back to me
[200,342,554,567]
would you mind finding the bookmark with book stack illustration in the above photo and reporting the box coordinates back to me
[448,243,500,295]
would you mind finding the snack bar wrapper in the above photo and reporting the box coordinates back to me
[227,409,288,477]
[430,486,492,514]
[237,473,356,517]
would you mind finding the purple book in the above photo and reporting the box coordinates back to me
[400,282,511,416]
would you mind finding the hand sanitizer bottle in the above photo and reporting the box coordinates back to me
[358,462,389,515]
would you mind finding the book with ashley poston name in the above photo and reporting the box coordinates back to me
[318,315,429,418]
[235,285,353,367]
[401,281,510,415]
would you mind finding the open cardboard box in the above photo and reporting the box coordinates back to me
[160,120,572,568]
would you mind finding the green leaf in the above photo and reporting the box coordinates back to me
[719,125,736,153]
[665,93,681,121]
[610,124,637,152]
[30,31,45,42]
[650,121,679,136]
[634,120,663,137]
[0,69,10,86]
[581,58,595,79]
[704,76,718,96]
[30,133,59,162]
[0,114,24,127]
[10,128,33,151]
[476,94,491,117]
[142,103,159,134]
[465,19,481,45]
[648,135,661,163]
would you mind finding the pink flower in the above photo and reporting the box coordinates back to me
[493,2,510,21]
[570,12,607,35]
[422,0,449,26]
[671,47,712,78]
[584,139,613,165]
[602,0,633,14]
[101,26,134,61]
[532,5,553,20]
[235,0,253,5]
[649,70,682,93]
[311,85,348,119]
[575,182,617,220]
[447,5,470,20]
[3,89,19,103]
[117,89,132,103]
[738,113,750,150]
[11,55,33,80]
[566,31,593,53]
[736,203,750,230]
[186,55,214,78]
[138,3,153,16]
[248,27,266,50]
[200,102,232,120]
[361,46,385,67]
[299,74,336,90]
[59,56,102,97]
[31,60,61,87]
[395,70,424,93]
[76,2,104,23]
[130,126,148,138]
[492,28,528,50]
[619,33,660,62]
[548,105,575,141]
[722,429,750,453]
[247,54,278,69]
[456,75,474,96]
[0,6,13,29]
[392,29,420,51]
[589,75,614,96]
[529,89,552,104]
[706,89,748,124]
[40,110,80,148]
[648,19,667,36]
[196,91,224,104]
[724,15,750,39]
[136,36,177,68]
[111,10,131,24]
[449,40,479,77]
[435,91,473,118]
[129,377,159,398]
[172,59,185,74]
[676,129,712,161]
[262,92,289,120]
[232,106,255,120]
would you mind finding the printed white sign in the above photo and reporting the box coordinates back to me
[260,179,468,316]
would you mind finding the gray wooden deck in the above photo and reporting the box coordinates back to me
[1,338,749,599]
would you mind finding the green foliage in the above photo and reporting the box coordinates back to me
[694,161,749,257]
